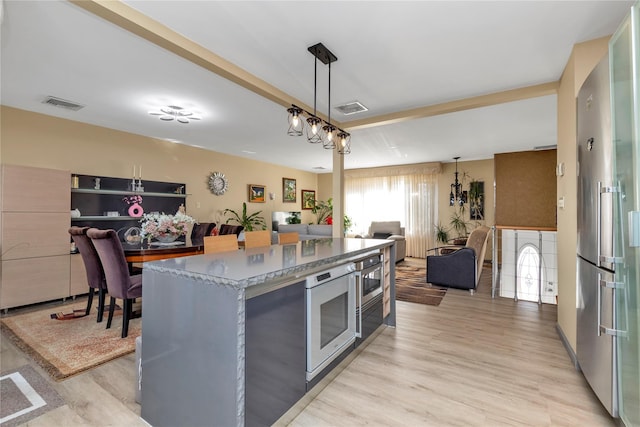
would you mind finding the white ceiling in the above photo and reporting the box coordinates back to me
[0,1,634,172]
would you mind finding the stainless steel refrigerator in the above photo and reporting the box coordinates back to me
[576,55,620,418]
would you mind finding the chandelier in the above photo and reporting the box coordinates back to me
[287,43,351,155]
[449,157,466,206]
[149,105,201,124]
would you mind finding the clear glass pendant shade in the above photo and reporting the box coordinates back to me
[287,106,304,136]
[306,116,324,143]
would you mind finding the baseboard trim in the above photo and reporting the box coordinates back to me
[556,322,579,370]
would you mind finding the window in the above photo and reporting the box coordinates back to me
[344,164,440,258]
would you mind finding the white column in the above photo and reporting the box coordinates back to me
[332,148,344,238]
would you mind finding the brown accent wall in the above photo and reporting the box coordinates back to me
[494,150,557,228]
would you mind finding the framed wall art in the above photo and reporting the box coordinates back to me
[469,181,484,220]
[283,178,296,203]
[248,184,266,203]
[301,189,316,210]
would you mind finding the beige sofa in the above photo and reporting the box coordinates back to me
[276,224,332,240]
[426,225,491,290]
[365,221,406,263]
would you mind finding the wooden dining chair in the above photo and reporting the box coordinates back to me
[278,232,299,244]
[243,230,272,249]
[69,226,107,322]
[204,234,238,254]
[87,228,142,338]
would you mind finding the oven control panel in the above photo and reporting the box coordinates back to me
[305,263,355,289]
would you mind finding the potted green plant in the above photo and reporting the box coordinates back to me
[449,211,470,245]
[223,202,267,231]
[435,223,450,245]
[343,214,353,236]
[311,198,333,224]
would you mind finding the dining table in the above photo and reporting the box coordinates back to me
[123,238,204,264]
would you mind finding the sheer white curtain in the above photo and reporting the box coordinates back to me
[345,163,440,258]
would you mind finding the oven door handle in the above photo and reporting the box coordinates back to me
[355,276,362,338]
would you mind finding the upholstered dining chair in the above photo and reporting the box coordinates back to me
[277,232,299,244]
[190,222,216,243]
[68,226,107,322]
[87,228,142,338]
[243,230,272,249]
[218,224,244,236]
[204,234,238,254]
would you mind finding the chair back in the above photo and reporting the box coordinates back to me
[191,222,216,241]
[87,228,133,300]
[369,221,404,237]
[204,234,238,254]
[278,232,299,244]
[218,224,244,236]
[243,230,271,248]
[69,226,106,290]
[465,225,491,284]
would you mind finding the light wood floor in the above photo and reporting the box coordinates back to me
[1,258,615,426]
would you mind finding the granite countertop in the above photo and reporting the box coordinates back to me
[143,237,391,290]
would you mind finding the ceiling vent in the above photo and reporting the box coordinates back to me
[334,101,368,115]
[41,96,85,111]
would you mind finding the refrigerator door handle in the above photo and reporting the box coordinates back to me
[598,278,628,338]
[598,183,624,266]
[597,273,602,336]
[599,326,628,338]
[597,181,602,267]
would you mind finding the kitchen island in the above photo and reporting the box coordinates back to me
[140,237,395,427]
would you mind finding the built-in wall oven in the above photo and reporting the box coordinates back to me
[354,253,384,344]
[305,263,356,382]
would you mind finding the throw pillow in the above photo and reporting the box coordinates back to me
[372,232,392,239]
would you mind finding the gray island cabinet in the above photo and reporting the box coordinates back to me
[140,238,395,427]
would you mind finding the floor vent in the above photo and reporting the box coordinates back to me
[41,96,85,111]
[335,101,368,115]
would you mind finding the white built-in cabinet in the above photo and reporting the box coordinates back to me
[0,165,75,310]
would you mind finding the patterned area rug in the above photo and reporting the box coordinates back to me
[1,302,140,381]
[0,365,65,427]
[395,265,447,306]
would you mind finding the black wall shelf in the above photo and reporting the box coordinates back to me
[70,174,187,236]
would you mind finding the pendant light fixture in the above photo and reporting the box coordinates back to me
[449,157,466,206]
[286,42,351,155]
[322,59,336,149]
[306,54,323,144]
[287,105,303,136]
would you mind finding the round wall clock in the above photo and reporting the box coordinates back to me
[208,172,229,195]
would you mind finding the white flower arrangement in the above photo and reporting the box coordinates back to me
[140,212,195,240]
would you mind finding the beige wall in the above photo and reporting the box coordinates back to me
[317,173,333,205]
[0,106,319,227]
[556,36,610,352]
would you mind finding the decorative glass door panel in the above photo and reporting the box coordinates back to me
[611,3,640,425]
